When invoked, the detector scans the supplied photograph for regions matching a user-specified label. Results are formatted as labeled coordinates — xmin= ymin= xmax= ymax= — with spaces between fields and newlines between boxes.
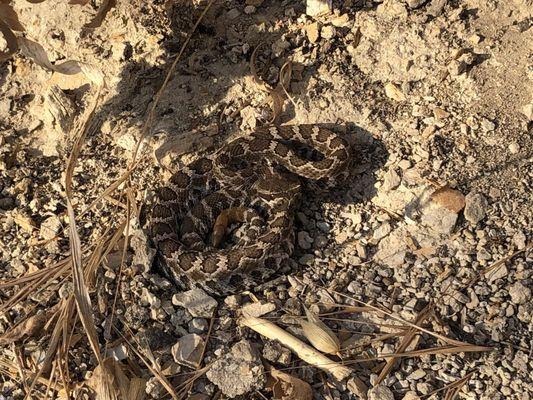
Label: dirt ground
xmin=0 ymin=0 xmax=531 ymax=399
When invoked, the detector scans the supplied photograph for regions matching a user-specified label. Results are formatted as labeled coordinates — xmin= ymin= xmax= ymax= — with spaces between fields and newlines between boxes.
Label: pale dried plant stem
xmin=240 ymin=316 xmax=352 ymax=381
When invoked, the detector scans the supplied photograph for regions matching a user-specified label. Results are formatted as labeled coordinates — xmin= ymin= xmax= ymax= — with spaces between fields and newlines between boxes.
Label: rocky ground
xmin=0 ymin=0 xmax=531 ymax=399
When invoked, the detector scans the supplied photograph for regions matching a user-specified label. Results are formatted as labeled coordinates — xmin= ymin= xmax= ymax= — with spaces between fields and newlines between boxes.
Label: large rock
xmin=206 ymin=340 xmax=265 ymax=398
xmin=172 ymin=288 xmax=218 ymax=318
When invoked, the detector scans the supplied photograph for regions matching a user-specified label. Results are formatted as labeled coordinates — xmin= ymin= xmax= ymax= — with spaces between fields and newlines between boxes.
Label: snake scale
xmin=150 ymin=125 xmax=351 ymax=294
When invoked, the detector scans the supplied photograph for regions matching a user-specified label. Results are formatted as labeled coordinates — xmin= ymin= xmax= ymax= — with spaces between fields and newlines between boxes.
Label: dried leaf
xmin=18 ymin=37 xmax=104 ymax=87
xmin=300 ymin=307 xmax=340 ymax=355
xmin=0 ymin=19 xmax=18 ymax=62
xmin=270 ymin=367 xmax=312 ymax=400
xmin=0 ymin=307 xmax=57 ymax=344
xmin=430 ymin=186 xmax=465 ymax=213
xmin=0 ymin=2 xmax=25 ymax=31
xmin=18 ymin=37 xmax=82 ymax=74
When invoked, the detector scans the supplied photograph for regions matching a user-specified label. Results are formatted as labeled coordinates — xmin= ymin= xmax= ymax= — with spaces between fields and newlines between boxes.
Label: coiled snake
xmin=150 ymin=125 xmax=351 ymax=294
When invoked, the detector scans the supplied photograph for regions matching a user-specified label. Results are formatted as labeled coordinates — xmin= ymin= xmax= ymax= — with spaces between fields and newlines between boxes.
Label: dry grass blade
xmin=375 ymin=303 xmax=432 ymax=385
xmin=444 ymin=371 xmax=476 ymax=400
xmin=66 ymin=199 xmax=102 ymax=363
xmin=332 ymin=290 xmax=468 ymax=346
xmin=300 ymin=307 xmax=340 ymax=355
xmin=342 ymin=344 xmax=492 ymax=365
xmin=127 ymin=377 xmax=148 ymax=400
xmin=63 ymin=80 xmax=104 ymax=364
xmin=25 ymin=297 xmax=75 ymax=399
xmin=113 ymin=326 xmax=179 ymax=400
xmin=132 ymin=0 xmax=216 ymax=162
xmin=18 ymin=37 xmax=82 ymax=74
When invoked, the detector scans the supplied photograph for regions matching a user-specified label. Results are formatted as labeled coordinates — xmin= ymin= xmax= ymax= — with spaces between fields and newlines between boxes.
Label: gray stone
xmin=407 ymin=369 xmax=426 ymax=380
xmin=512 ymin=230 xmax=527 ymax=249
xmin=206 ymin=340 xmax=265 ymax=398
xmin=368 ymin=384 xmax=394 ymax=400
xmin=313 ymin=234 xmax=328 ymax=249
xmin=420 ymin=202 xmax=458 ymax=234
xmin=480 ymin=118 xmax=496 ymax=132
xmin=188 ymin=318 xmax=208 ymax=333
xmin=299 ymin=254 xmax=315 ymax=265
xmin=171 ymin=334 xmax=204 ymax=368
xmin=464 ymin=193 xmax=488 ymax=225
xmin=508 ymin=282 xmax=531 ymax=305
xmin=226 ymin=8 xmax=240 ymax=19
xmin=317 ymin=221 xmax=331 ymax=232
xmin=262 ymin=341 xmax=291 ymax=365
xmin=297 ymin=231 xmax=313 ymax=249
xmin=172 ymin=288 xmax=217 ymax=318
xmin=448 ymin=59 xmax=467 ymax=76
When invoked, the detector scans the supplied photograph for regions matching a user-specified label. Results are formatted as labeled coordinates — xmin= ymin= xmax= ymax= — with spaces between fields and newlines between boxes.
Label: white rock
xmin=508 ymin=142 xmax=520 ymax=154
xmin=306 ymin=0 xmax=332 ymax=16
xmin=206 ymin=340 xmax=265 ymax=397
xmin=508 ymin=282 xmax=531 ymax=305
xmin=241 ymin=301 xmax=276 ymax=318
xmin=321 ymin=25 xmax=336 ymax=40
xmin=39 ymin=215 xmax=62 ymax=240
xmin=172 ymin=288 xmax=217 ymax=318
xmin=373 ymin=223 xmax=392 ymax=240
xmin=420 ymin=202 xmax=458 ymax=234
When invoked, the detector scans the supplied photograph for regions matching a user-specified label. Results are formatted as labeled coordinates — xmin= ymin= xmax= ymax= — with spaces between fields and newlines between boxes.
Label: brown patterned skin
xmin=150 ymin=125 xmax=351 ymax=294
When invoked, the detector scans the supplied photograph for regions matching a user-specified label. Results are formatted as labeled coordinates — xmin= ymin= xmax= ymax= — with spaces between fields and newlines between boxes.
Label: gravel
xmin=0 ymin=0 xmax=531 ymax=399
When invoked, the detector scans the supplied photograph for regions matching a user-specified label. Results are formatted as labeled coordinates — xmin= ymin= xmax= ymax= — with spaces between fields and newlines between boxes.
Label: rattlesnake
xmin=150 ymin=125 xmax=351 ymax=294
